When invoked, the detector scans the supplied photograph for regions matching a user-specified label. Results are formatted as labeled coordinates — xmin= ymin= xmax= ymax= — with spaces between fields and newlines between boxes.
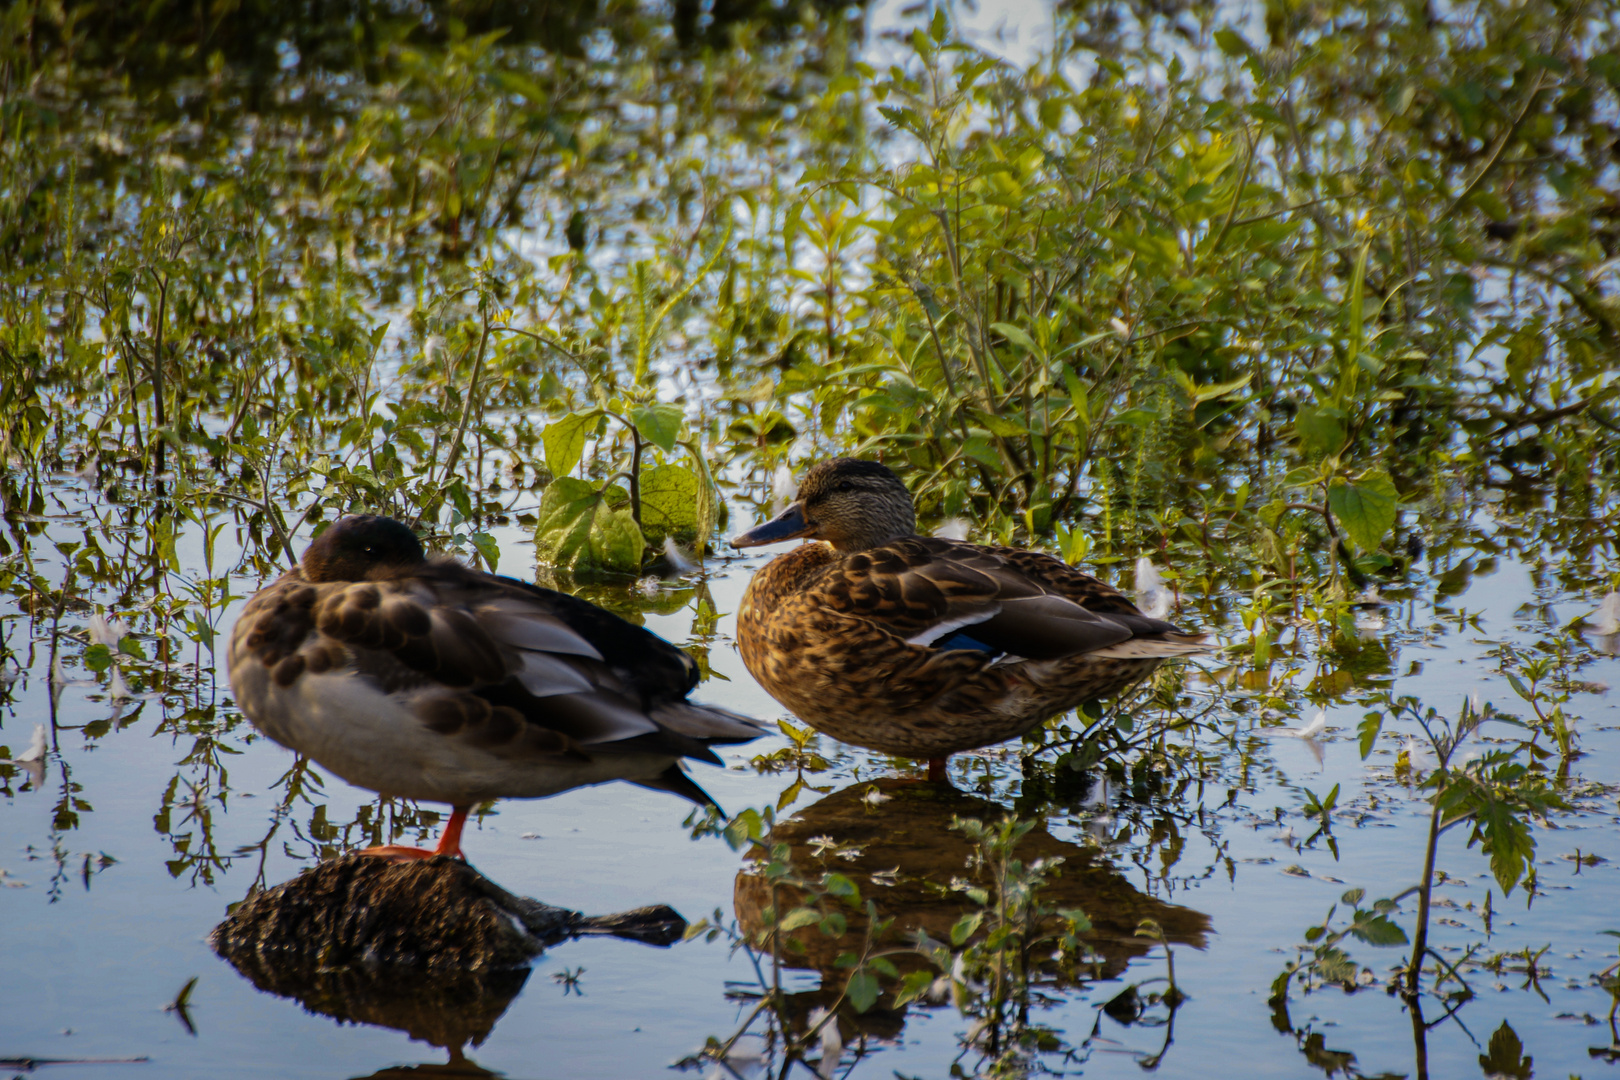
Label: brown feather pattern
xmin=736 ymin=533 xmax=1205 ymax=759
xmin=229 ymin=534 xmax=762 ymax=808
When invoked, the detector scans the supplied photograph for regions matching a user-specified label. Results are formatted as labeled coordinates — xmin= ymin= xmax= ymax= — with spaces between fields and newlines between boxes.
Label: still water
xmin=2 ymin=474 xmax=1617 ymax=1079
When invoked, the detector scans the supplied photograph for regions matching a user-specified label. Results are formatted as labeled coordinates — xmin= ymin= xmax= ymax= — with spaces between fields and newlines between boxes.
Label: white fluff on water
xmin=662 ymin=536 xmax=697 ymax=574
xmin=770 ymin=464 xmax=797 ymax=513
xmin=1591 ymin=591 xmax=1620 ymax=636
xmin=88 ymin=613 xmax=129 ymax=648
xmin=1134 ymin=556 xmax=1172 ymax=619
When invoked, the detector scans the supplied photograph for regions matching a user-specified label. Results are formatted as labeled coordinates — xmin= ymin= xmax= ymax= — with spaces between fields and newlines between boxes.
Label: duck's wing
xmin=835 ymin=537 xmax=1194 ymax=661
xmin=238 ymin=564 xmax=761 ymax=769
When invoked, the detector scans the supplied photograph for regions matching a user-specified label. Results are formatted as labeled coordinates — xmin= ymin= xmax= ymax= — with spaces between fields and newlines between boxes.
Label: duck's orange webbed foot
xmin=356 ymin=805 xmax=469 ymax=862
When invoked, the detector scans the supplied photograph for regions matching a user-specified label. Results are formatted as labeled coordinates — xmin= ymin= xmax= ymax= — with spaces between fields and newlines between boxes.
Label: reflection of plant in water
xmin=891 ymin=816 xmax=1101 ymax=1075
xmin=698 ymin=779 xmax=1212 ymax=1078
xmin=1364 ymin=695 xmax=1566 ymax=998
xmin=751 ymin=720 xmax=835 ymax=813
xmin=1491 ymin=637 xmax=1587 ymax=773
xmin=1268 ymin=692 xmax=1575 ymax=1077
xmin=1271 ymin=887 xmax=1407 ymax=1003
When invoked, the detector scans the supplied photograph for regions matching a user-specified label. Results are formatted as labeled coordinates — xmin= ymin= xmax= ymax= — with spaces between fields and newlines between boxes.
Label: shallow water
xmin=3 ymin=482 xmax=1617 ymax=1079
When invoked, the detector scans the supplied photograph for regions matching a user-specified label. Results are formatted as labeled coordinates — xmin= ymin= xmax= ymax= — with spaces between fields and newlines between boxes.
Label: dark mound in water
xmin=214 ymin=855 xmax=687 ymax=972
xmin=213 ymin=856 xmax=687 ymax=1052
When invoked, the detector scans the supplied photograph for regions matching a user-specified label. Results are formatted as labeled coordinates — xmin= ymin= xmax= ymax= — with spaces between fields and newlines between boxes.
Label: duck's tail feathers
xmin=631 ymin=762 xmax=722 ymax=814
xmin=1088 ymin=632 xmax=1214 ymax=659
xmin=650 ymin=701 xmax=768 ymax=744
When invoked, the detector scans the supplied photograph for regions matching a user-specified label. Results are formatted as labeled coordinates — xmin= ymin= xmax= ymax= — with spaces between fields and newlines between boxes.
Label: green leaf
xmin=1108 ymin=407 xmax=1160 ymax=429
xmin=469 ymin=531 xmax=500 ymax=571
xmin=1186 ymin=372 xmax=1253 ymax=403
xmin=119 ymin=637 xmax=147 ymax=661
xmin=1293 ymin=404 xmax=1346 ymax=458
xmin=629 ymin=403 xmax=684 ymax=453
xmin=780 ymin=907 xmax=822 ymax=932
xmin=1327 ymin=469 xmax=1398 ymax=552
xmin=1057 ymin=906 xmax=1092 ymax=932
xmin=1214 ymin=27 xmax=1255 ymax=56
xmin=846 ymin=970 xmax=880 ymax=1013
xmin=1267 ymin=967 xmax=1294 ymax=1005
xmin=822 ymin=872 xmax=860 ymax=902
xmin=83 ymin=643 xmax=113 ymax=673
xmin=1474 ymin=793 xmax=1536 ymax=894
xmin=1357 ymin=713 xmax=1383 ymax=759
xmin=990 ymin=322 xmax=1039 ymax=355
xmin=974 ymin=410 xmax=1029 ymax=438
xmin=1098 ymin=225 xmax=1180 ymax=268
xmin=1062 ymin=367 xmax=1090 ymax=423
xmin=723 ymin=808 xmax=765 ymax=851
xmin=1349 ymin=914 xmax=1408 ymax=947
xmin=542 ymin=411 xmax=598 ymax=478
xmin=950 ymin=911 xmax=983 ymax=946
xmin=534 ymin=477 xmax=645 ymax=575
xmin=1478 ymin=1021 xmax=1532 ymax=1080
xmin=638 ymin=463 xmax=702 ymax=545
xmin=893 ymin=970 xmax=937 ymax=1007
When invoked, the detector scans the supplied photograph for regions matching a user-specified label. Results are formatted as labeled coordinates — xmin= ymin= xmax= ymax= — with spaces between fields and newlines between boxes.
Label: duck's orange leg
xmin=926 ymin=757 xmax=948 ymax=782
xmin=358 ymin=805 xmax=470 ymax=862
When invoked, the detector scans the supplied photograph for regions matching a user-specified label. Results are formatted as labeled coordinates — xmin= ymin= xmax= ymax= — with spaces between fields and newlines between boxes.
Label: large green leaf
xmin=629 ymin=403 xmax=684 ymax=452
xmin=846 ymin=970 xmax=880 ymax=1014
xmin=638 ymin=463 xmax=701 ymax=545
xmin=1293 ymin=404 xmax=1346 ymax=458
xmin=1327 ymin=469 xmax=1397 ymax=552
xmin=534 ymin=477 xmax=644 ymax=575
xmin=542 ymin=411 xmax=599 ymax=478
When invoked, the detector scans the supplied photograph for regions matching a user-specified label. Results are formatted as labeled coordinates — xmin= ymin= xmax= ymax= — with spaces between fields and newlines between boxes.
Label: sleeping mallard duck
xmin=228 ymin=515 xmax=763 ymax=860
xmin=730 ymin=459 xmax=1206 ymax=778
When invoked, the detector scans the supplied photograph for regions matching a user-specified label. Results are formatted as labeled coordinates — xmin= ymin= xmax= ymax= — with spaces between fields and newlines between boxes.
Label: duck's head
xmin=301 ymin=515 xmax=426 ymax=583
xmin=731 ymin=458 xmax=915 ymax=554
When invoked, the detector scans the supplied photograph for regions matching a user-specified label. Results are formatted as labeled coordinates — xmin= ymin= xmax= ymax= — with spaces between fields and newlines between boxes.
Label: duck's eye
xmin=837 ymin=481 xmax=854 ymax=493
xmin=363 ymin=545 xmax=376 ymax=555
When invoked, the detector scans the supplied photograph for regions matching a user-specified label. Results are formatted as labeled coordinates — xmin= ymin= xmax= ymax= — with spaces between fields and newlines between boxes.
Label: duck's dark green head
xmin=302 ymin=515 xmax=426 ymax=583
xmin=731 ymin=458 xmax=916 ymax=554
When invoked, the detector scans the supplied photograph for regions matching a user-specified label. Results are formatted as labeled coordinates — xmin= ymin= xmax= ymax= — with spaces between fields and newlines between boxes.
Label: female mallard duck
xmin=228 ymin=515 xmax=762 ymax=860
xmin=730 ymin=459 xmax=1206 ymax=778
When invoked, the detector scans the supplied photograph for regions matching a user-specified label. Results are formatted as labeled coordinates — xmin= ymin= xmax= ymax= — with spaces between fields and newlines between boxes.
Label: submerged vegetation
xmin=2 ymin=0 xmax=1619 ymax=1074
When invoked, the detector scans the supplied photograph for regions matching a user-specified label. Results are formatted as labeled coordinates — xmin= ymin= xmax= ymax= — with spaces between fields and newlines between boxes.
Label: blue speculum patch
xmin=935 ymin=632 xmax=999 ymax=654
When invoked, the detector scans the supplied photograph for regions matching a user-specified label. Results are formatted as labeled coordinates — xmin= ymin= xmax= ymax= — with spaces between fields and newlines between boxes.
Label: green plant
xmin=1358 ymin=695 xmax=1567 ymax=998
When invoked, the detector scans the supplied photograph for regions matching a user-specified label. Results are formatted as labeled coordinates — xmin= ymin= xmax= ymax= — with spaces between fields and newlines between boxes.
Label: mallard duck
xmin=730 ymin=459 xmax=1206 ymax=778
xmin=228 ymin=514 xmax=763 ymax=860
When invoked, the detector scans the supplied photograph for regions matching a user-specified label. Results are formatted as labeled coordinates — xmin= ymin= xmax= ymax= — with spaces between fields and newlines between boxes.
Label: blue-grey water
xmin=2 ymin=479 xmax=1617 ymax=1079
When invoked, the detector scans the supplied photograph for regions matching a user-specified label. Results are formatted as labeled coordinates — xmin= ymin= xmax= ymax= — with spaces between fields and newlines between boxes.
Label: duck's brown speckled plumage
xmin=732 ymin=460 xmax=1206 ymax=759
xmin=228 ymin=515 xmax=762 ymax=817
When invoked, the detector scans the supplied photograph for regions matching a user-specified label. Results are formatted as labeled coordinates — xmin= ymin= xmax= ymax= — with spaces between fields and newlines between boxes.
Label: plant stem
xmin=438 ymin=310 xmax=492 ymax=489
xmin=629 ymin=425 xmax=643 ymax=525
xmin=1405 ymin=790 xmax=1444 ymax=998
xmin=147 ymin=269 xmax=169 ymax=483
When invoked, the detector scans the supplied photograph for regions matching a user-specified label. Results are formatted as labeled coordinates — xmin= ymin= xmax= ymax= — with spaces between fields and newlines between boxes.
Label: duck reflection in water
xmin=213 ymin=856 xmax=686 ymax=1079
xmin=222 ymin=950 xmax=523 ymax=1078
xmin=730 ymin=778 xmax=1211 ymax=1066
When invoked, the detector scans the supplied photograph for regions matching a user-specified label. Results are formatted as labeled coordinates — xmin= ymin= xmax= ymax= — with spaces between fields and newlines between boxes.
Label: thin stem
xmin=1405 ymin=789 xmax=1444 ymax=998
xmin=437 ymin=309 xmax=493 ymax=489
